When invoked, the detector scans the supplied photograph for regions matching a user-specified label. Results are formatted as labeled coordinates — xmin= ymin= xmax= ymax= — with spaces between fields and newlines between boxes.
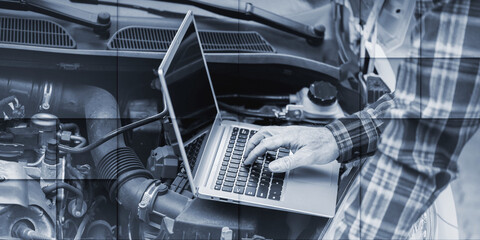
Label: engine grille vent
xmin=108 ymin=26 xmax=275 ymax=53
xmin=0 ymin=17 xmax=76 ymax=48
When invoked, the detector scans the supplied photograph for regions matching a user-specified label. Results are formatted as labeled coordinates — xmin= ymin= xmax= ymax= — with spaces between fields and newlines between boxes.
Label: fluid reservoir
xmin=296 ymin=81 xmax=344 ymax=119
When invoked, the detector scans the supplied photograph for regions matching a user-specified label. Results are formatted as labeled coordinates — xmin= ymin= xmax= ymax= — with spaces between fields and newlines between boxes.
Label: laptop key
xmin=230 ymin=160 xmax=241 ymax=165
xmin=247 ymin=181 xmax=258 ymax=187
xmin=233 ymin=150 xmax=243 ymax=155
xmin=237 ymin=138 xmax=246 ymax=143
xmin=269 ymin=189 xmax=282 ymax=196
xmin=222 ymin=186 xmax=233 ymax=192
xmin=270 ymin=184 xmax=283 ymax=192
xmin=215 ymin=184 xmax=221 ymax=190
xmin=224 ymin=181 xmax=234 ymax=187
xmin=245 ymin=187 xmax=256 ymax=196
xmin=263 ymin=168 xmax=273 ymax=174
xmin=227 ymin=168 xmax=237 ymax=173
xmin=222 ymin=161 xmax=229 ymax=166
xmin=220 ymin=166 xmax=227 ymax=171
xmin=226 ymin=172 xmax=237 ymax=178
xmin=219 ymin=170 xmax=226 ymax=175
xmin=230 ymin=163 xmax=239 ymax=168
xmin=249 ymin=174 xmax=259 ymax=180
xmin=217 ymin=175 xmax=224 ymax=180
xmin=273 ymin=173 xmax=285 ymax=179
xmin=256 ymin=187 xmax=268 ymax=198
xmin=260 ymin=178 xmax=271 ymax=184
xmin=225 ymin=177 xmax=235 ymax=182
xmin=272 ymin=179 xmax=284 ymax=186
xmin=216 ymin=180 xmax=223 ymax=185
xmin=262 ymin=172 xmax=272 ymax=178
xmin=253 ymin=164 xmax=262 ymax=169
xmin=236 ymin=181 xmax=246 ymax=187
xmin=238 ymin=171 xmax=248 ymax=177
xmin=233 ymin=186 xmax=245 ymax=194
xmin=237 ymin=176 xmax=247 ymax=182
xmin=234 ymin=146 xmax=244 ymax=151
xmin=268 ymin=192 xmax=281 ymax=201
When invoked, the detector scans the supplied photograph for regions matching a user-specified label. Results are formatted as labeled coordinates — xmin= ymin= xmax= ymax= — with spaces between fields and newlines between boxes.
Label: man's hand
xmin=243 ymin=126 xmax=340 ymax=172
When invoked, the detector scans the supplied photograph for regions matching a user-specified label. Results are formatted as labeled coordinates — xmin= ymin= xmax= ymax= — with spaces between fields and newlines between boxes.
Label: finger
xmin=269 ymin=151 xmax=307 ymax=173
xmin=243 ymin=135 xmax=290 ymax=165
xmin=243 ymin=131 xmax=267 ymax=160
xmin=243 ymin=126 xmax=279 ymax=159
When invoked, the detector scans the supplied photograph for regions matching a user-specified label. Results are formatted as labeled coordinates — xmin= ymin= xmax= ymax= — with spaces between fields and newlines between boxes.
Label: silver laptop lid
xmin=157 ymin=11 xmax=220 ymax=195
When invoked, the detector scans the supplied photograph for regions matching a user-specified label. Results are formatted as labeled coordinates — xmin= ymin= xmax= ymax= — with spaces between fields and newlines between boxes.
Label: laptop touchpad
xmin=288 ymin=165 xmax=332 ymax=183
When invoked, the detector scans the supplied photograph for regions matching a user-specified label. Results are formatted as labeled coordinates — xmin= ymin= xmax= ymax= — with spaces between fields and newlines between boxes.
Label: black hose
xmin=42 ymin=182 xmax=84 ymax=201
xmin=58 ymin=99 xmax=167 ymax=154
xmin=0 ymin=95 xmax=16 ymax=108
xmin=217 ymin=94 xmax=290 ymax=103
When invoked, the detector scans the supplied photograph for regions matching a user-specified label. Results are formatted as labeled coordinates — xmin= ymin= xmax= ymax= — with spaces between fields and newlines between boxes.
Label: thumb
xmin=269 ymin=152 xmax=306 ymax=173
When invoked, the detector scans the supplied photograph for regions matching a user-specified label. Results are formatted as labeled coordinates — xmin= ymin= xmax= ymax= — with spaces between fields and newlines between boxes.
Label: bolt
xmin=42 ymin=103 xmax=50 ymax=110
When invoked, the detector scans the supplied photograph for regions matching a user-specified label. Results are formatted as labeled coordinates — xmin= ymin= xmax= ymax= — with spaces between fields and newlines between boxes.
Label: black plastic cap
xmin=307 ymin=81 xmax=338 ymax=106
xmin=313 ymin=24 xmax=326 ymax=37
xmin=97 ymin=12 xmax=111 ymax=25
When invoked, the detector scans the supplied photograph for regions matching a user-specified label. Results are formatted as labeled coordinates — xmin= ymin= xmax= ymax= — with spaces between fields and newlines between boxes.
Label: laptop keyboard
xmin=214 ymin=127 xmax=289 ymax=201
xmin=185 ymin=133 xmax=206 ymax=169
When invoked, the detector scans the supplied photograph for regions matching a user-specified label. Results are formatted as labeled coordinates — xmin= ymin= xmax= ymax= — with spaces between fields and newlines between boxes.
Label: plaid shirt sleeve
xmin=325 ymin=93 xmax=394 ymax=163
xmin=325 ymin=0 xmax=480 ymax=238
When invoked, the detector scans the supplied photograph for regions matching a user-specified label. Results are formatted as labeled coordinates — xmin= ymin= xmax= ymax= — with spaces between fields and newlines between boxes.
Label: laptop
xmin=158 ymin=11 xmax=340 ymax=217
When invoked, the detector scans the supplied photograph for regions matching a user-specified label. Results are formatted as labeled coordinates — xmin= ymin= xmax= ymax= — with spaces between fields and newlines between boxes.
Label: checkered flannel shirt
xmin=325 ymin=0 xmax=480 ymax=238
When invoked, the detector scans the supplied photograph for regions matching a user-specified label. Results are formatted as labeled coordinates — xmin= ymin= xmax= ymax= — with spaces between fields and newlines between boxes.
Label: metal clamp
xmin=40 ymin=82 xmax=53 ymax=111
xmin=137 ymin=181 xmax=168 ymax=222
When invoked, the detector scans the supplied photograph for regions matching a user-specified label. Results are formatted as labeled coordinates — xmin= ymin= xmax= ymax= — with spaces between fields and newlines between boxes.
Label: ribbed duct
xmin=0 ymin=17 xmax=76 ymax=48
xmin=108 ymin=26 xmax=275 ymax=53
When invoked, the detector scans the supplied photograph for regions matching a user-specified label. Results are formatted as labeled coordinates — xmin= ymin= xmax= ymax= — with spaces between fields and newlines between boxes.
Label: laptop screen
xmin=163 ymin=21 xmax=217 ymax=140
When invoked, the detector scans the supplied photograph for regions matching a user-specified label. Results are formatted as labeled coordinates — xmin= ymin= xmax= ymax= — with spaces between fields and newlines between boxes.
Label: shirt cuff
xmin=326 ymin=111 xmax=380 ymax=163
